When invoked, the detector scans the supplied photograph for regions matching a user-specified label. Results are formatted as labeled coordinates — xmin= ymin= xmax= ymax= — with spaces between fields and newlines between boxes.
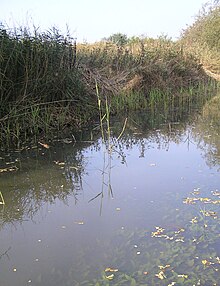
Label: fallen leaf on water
xmin=199 ymin=197 xmax=211 ymax=202
xmin=0 ymin=166 xmax=18 ymax=173
xmin=174 ymin=228 xmax=185 ymax=234
xmin=158 ymin=265 xmax=170 ymax=270
xmin=54 ymin=161 xmax=65 ymax=166
xmin=105 ymin=274 xmax=114 ymax=280
xmin=151 ymin=226 xmax=165 ymax=237
xmin=183 ymin=197 xmax=197 ymax=204
xmin=202 ymin=259 xmax=214 ymax=266
xmin=38 ymin=142 xmax=50 ymax=149
xmin=175 ymin=238 xmax=184 ymax=242
xmin=155 ymin=271 xmax=166 ymax=280
xmin=191 ymin=188 xmax=200 ymax=195
xmin=190 ymin=217 xmax=198 ymax=224
xmin=177 ymin=274 xmax=188 ymax=278
xmin=211 ymin=190 xmax=220 ymax=197
xmin=74 ymin=221 xmax=84 ymax=225
xmin=200 ymin=210 xmax=217 ymax=218
xmin=105 ymin=268 xmax=118 ymax=272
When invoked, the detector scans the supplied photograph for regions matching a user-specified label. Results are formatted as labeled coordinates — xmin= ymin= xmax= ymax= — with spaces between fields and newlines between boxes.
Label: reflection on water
xmin=0 ymin=100 xmax=220 ymax=285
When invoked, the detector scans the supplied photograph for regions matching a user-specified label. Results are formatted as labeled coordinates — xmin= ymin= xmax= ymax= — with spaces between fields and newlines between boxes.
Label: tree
xmin=104 ymin=33 xmax=128 ymax=46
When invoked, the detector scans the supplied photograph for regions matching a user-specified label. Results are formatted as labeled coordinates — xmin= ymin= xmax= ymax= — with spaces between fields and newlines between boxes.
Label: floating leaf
xmin=177 ymin=274 xmax=188 ymax=278
xmin=105 ymin=268 xmax=118 ymax=272
xmin=190 ymin=217 xmax=198 ymax=224
xmin=158 ymin=265 xmax=170 ymax=270
xmin=38 ymin=142 xmax=50 ymax=149
xmin=54 ymin=161 xmax=65 ymax=166
xmin=211 ymin=190 xmax=220 ymax=197
xmin=151 ymin=226 xmax=165 ymax=237
xmin=183 ymin=197 xmax=197 ymax=204
xmin=105 ymin=274 xmax=114 ymax=280
xmin=74 ymin=221 xmax=84 ymax=225
xmin=201 ymin=259 xmax=214 ymax=266
xmin=155 ymin=271 xmax=166 ymax=280
xmin=200 ymin=210 xmax=217 ymax=218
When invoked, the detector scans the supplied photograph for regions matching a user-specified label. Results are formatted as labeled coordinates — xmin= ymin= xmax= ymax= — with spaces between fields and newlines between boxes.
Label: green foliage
xmin=183 ymin=2 xmax=220 ymax=49
xmin=103 ymin=33 xmax=128 ymax=46
xmin=181 ymin=1 xmax=220 ymax=72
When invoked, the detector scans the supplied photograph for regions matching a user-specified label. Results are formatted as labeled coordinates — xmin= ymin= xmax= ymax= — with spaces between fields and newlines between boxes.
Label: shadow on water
xmin=0 ymin=91 xmax=220 ymax=285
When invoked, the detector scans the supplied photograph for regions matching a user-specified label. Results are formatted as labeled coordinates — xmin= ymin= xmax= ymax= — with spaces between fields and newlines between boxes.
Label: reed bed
xmin=0 ymin=25 xmax=98 ymax=147
xmin=0 ymin=24 xmax=217 ymax=148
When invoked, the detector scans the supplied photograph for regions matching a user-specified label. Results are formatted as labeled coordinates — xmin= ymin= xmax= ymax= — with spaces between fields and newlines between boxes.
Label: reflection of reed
xmin=1 ymin=95 xmax=218 ymax=224
xmin=88 ymin=145 xmax=113 ymax=215
xmin=192 ymin=95 xmax=220 ymax=167
xmin=88 ymin=85 xmax=128 ymax=214
xmin=0 ymin=246 xmax=11 ymax=259
xmin=0 ymin=147 xmax=86 ymax=227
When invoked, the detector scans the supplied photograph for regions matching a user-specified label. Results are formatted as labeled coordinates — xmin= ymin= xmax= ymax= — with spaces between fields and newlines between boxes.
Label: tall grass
xmin=0 ymin=25 xmax=98 ymax=147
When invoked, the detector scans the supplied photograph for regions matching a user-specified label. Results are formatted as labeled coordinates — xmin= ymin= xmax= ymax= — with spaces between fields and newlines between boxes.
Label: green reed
xmin=0 ymin=24 xmax=93 ymax=147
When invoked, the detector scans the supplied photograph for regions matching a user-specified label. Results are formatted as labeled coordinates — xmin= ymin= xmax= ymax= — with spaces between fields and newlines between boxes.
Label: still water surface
xmin=0 ymin=105 xmax=220 ymax=285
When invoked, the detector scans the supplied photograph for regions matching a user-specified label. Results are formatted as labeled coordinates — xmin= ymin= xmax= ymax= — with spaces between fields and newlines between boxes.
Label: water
xmin=0 ymin=104 xmax=220 ymax=285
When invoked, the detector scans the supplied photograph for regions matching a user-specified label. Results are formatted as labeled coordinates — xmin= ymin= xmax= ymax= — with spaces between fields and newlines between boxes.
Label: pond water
xmin=0 ymin=99 xmax=220 ymax=285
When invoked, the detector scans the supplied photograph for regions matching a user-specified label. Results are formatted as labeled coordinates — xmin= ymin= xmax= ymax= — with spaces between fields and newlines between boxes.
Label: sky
xmin=0 ymin=0 xmax=207 ymax=42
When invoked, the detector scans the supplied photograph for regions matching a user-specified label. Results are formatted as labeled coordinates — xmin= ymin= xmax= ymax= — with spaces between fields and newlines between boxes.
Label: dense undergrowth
xmin=181 ymin=0 xmax=220 ymax=73
xmin=0 ymin=1 xmax=219 ymax=148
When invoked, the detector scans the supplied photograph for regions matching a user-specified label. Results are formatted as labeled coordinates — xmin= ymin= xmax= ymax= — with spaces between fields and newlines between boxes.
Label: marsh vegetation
xmin=0 ymin=1 xmax=220 ymax=285
xmin=0 ymin=0 xmax=219 ymax=148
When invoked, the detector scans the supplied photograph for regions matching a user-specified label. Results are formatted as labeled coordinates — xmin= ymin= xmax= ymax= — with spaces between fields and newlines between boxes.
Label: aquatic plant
xmin=86 ymin=188 xmax=220 ymax=285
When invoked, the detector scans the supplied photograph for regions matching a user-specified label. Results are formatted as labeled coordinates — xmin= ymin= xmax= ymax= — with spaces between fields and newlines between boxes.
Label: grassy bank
xmin=0 ymin=23 xmax=218 ymax=148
